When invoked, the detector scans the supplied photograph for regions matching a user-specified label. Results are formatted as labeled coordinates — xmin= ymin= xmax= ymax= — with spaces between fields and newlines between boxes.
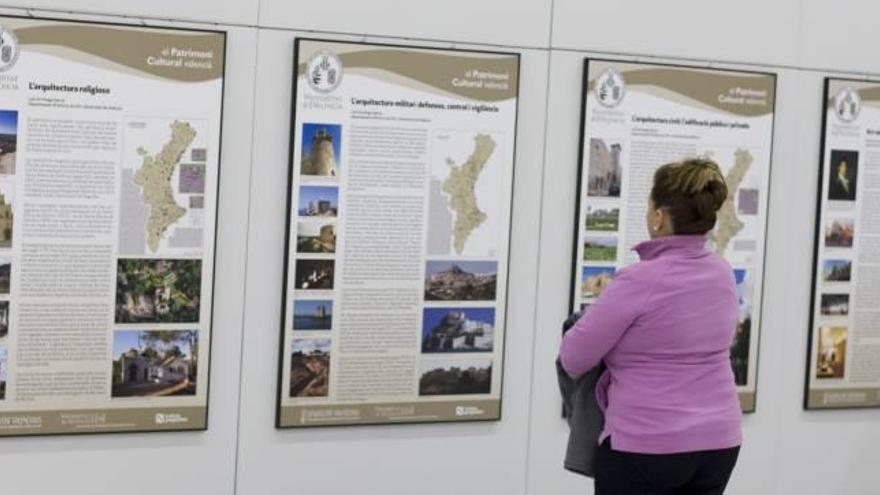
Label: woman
xmin=560 ymin=158 xmax=742 ymax=494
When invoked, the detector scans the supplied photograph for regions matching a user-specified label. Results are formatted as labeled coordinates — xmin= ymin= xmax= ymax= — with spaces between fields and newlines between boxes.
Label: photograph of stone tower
xmin=587 ymin=138 xmax=622 ymax=197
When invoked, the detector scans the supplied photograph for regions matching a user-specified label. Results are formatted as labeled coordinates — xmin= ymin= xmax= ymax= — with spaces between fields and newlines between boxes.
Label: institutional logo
xmin=155 ymin=413 xmax=167 ymax=424
xmin=306 ymin=50 xmax=343 ymax=93
xmin=0 ymin=25 xmax=19 ymax=73
xmin=833 ymin=86 xmax=860 ymax=123
xmin=595 ymin=68 xmax=626 ymax=108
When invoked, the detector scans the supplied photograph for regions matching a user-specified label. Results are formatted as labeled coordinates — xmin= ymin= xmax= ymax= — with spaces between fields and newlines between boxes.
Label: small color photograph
xmin=827 ymin=150 xmax=858 ymax=202
xmin=0 ymin=344 xmax=6 ymax=400
xmin=585 ymin=206 xmax=620 ymax=232
xmin=824 ymin=219 xmax=854 ymax=248
xmin=816 ymin=326 xmax=847 ymax=379
xmin=301 ymin=123 xmax=341 ymax=177
xmin=297 ymin=222 xmax=336 ymax=254
xmin=424 ymin=260 xmax=497 ymax=301
xmin=178 ymin=164 xmax=206 ymax=194
xmin=582 ymin=266 xmax=615 ymax=298
xmin=0 ymin=300 xmax=8 ymax=338
xmin=587 ymin=138 xmax=622 ymax=197
xmin=422 ymin=307 xmax=495 ymax=353
xmin=290 ymin=338 xmax=330 ymax=397
xmin=293 ymin=299 xmax=333 ymax=331
xmin=111 ymin=329 xmax=198 ymax=397
xmin=822 ymin=259 xmax=852 ymax=283
xmin=298 ymin=186 xmax=339 ymax=217
xmin=583 ymin=236 xmax=618 ymax=262
xmin=418 ymin=358 xmax=492 ymax=396
xmin=0 ymin=256 xmax=9 ymax=294
xmin=820 ymin=294 xmax=850 ymax=316
xmin=0 ymin=110 xmax=17 ymax=175
xmin=115 ymin=259 xmax=202 ymax=323
xmin=295 ymin=259 xmax=335 ymax=290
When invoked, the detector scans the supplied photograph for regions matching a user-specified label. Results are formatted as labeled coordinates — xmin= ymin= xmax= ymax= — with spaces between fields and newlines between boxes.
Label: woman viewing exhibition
xmin=560 ymin=158 xmax=742 ymax=494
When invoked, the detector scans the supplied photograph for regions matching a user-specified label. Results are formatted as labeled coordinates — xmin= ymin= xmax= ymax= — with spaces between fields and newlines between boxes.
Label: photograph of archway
xmin=111 ymin=330 xmax=198 ymax=397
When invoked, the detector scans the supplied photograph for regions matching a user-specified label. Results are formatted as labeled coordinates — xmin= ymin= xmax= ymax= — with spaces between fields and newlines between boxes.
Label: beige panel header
xmin=296 ymin=39 xmax=518 ymax=102
xmin=588 ymin=60 xmax=775 ymax=117
xmin=1 ymin=17 xmax=224 ymax=82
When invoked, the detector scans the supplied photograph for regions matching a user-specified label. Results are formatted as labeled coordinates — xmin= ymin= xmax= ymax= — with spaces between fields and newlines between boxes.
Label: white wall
xmin=0 ymin=2 xmax=880 ymax=495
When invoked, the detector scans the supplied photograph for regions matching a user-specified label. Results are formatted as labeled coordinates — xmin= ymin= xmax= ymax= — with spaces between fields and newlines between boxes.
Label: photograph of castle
xmin=293 ymin=299 xmax=333 ymax=331
xmin=297 ymin=221 xmax=336 ymax=253
xmin=817 ymin=326 xmax=847 ymax=379
xmin=298 ymin=186 xmax=338 ymax=217
xmin=111 ymin=330 xmax=198 ymax=397
xmin=115 ymin=259 xmax=202 ymax=323
xmin=294 ymin=259 xmax=335 ymax=290
xmin=585 ymin=206 xmax=619 ymax=231
xmin=730 ymin=269 xmax=752 ymax=386
xmin=424 ymin=260 xmax=497 ymax=301
xmin=422 ymin=307 xmax=495 ymax=353
xmin=290 ymin=338 xmax=330 ymax=398
xmin=0 ymin=110 xmax=17 ymax=175
xmin=301 ymin=123 xmax=341 ymax=177
xmin=587 ymin=138 xmax=622 ymax=197
xmin=419 ymin=358 xmax=492 ymax=396
xmin=825 ymin=219 xmax=855 ymax=248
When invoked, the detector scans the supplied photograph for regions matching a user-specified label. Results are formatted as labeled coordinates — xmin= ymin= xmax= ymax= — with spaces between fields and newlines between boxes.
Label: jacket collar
xmin=634 ymin=235 xmax=708 ymax=261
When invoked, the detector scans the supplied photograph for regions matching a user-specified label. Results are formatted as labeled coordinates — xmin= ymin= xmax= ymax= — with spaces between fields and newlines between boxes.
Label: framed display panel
xmin=0 ymin=15 xmax=226 ymax=435
xmin=276 ymin=38 xmax=520 ymax=427
xmin=570 ymin=58 xmax=777 ymax=413
xmin=805 ymin=78 xmax=880 ymax=410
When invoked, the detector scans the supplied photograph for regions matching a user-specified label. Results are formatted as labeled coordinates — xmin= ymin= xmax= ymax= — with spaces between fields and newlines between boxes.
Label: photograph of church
xmin=111 ymin=329 xmax=198 ymax=397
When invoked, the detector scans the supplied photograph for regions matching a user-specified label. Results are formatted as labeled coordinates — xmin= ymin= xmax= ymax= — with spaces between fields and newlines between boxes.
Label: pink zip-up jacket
xmin=560 ymin=234 xmax=742 ymax=454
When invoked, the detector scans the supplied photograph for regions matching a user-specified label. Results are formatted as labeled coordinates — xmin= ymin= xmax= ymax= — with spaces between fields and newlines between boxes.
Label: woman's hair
xmin=650 ymin=158 xmax=728 ymax=235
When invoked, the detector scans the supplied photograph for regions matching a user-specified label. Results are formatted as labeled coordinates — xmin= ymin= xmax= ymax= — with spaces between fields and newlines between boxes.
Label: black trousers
xmin=594 ymin=439 xmax=740 ymax=495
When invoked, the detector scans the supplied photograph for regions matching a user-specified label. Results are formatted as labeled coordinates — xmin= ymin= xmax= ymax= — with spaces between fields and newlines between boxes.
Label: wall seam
xmin=231 ymin=25 xmax=263 ymax=495
xmin=521 ymin=0 xmax=557 ymax=491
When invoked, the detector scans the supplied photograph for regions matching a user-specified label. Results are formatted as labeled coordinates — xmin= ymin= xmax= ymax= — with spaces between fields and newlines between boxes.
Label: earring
xmin=653 ymin=225 xmax=660 ymax=232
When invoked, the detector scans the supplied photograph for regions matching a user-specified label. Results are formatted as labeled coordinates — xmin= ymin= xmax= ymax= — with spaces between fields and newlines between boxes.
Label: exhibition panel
xmin=570 ymin=59 xmax=777 ymax=412
xmin=806 ymin=78 xmax=880 ymax=410
xmin=0 ymin=15 xmax=225 ymax=435
xmin=276 ymin=38 xmax=520 ymax=427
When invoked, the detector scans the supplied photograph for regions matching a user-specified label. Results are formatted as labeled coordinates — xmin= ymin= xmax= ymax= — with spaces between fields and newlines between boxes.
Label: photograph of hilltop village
xmin=111 ymin=330 xmax=198 ymax=397
xmin=290 ymin=338 xmax=330 ymax=397
xmin=422 ymin=307 xmax=495 ymax=353
xmin=0 ymin=110 xmax=17 ymax=175
xmin=419 ymin=358 xmax=492 ymax=396
xmin=424 ymin=260 xmax=497 ymax=301
xmin=115 ymin=259 xmax=202 ymax=323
